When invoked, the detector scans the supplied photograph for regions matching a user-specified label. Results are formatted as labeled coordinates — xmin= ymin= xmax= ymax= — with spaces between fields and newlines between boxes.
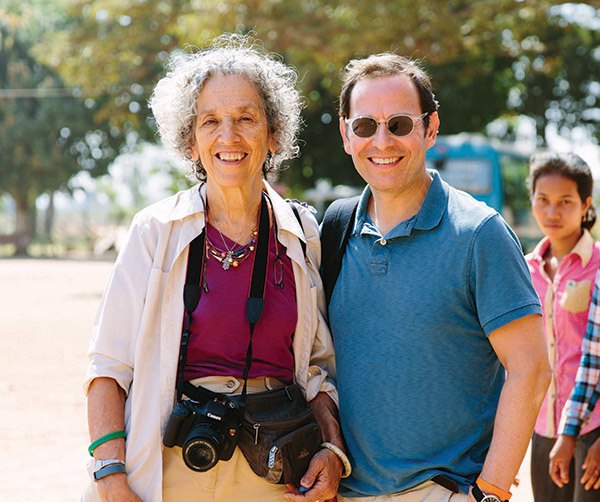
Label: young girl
xmin=527 ymin=151 xmax=600 ymax=501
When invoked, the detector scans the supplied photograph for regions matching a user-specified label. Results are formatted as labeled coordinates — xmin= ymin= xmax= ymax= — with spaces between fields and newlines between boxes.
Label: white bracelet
xmin=321 ymin=441 xmax=352 ymax=478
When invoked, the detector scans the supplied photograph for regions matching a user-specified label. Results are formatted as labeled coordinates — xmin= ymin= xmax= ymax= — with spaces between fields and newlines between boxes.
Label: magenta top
xmin=183 ymin=222 xmax=297 ymax=383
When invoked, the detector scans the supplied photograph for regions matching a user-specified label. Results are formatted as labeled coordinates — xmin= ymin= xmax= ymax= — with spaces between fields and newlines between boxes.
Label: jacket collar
xmin=164 ymin=181 xmax=308 ymax=271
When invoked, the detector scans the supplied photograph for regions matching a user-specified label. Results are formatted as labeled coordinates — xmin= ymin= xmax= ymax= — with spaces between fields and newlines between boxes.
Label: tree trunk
xmin=13 ymin=190 xmax=36 ymax=255
xmin=43 ymin=191 xmax=55 ymax=242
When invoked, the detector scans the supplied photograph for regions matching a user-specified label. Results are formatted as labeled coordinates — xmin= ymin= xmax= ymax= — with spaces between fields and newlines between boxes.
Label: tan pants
xmin=83 ymin=376 xmax=290 ymax=502
xmin=162 ymin=376 xmax=290 ymax=501
xmin=337 ymin=480 xmax=469 ymax=502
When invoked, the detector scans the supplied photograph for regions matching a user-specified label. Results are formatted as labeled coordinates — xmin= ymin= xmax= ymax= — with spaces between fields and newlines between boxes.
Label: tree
xmin=512 ymin=4 xmax=600 ymax=144
xmin=0 ymin=1 xmax=120 ymax=254
xmin=37 ymin=0 xmax=600 ymax=193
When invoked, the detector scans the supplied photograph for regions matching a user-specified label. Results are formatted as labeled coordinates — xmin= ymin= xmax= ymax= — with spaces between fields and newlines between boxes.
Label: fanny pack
xmin=236 ymin=384 xmax=322 ymax=484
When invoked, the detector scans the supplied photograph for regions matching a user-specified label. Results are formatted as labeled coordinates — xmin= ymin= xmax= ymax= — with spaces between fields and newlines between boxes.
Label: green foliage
xmin=0 ymin=0 xmax=120 ymax=252
xmin=28 ymin=0 xmax=600 ymax=195
xmin=513 ymin=5 xmax=600 ymax=144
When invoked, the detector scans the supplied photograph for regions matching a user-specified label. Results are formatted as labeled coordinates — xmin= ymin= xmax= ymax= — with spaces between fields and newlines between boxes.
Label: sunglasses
xmin=345 ymin=112 xmax=429 ymax=138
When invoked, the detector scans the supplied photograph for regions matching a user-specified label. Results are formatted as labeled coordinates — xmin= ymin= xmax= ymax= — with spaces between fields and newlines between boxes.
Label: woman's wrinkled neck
xmin=204 ymin=178 xmax=263 ymax=231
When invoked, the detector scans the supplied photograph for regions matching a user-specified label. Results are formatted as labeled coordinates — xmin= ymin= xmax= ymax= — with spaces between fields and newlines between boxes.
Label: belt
xmin=399 ymin=475 xmax=459 ymax=495
xmin=432 ymin=475 xmax=459 ymax=493
xmin=186 ymin=376 xmax=286 ymax=398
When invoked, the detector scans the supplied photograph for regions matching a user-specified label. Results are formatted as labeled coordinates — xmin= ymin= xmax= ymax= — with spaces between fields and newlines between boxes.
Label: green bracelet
xmin=88 ymin=430 xmax=126 ymax=457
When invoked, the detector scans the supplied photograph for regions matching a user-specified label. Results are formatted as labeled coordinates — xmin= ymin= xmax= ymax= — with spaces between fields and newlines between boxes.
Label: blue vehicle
xmin=426 ymin=133 xmax=531 ymax=216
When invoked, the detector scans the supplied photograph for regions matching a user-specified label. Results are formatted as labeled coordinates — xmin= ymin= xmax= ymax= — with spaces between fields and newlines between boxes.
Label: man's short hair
xmin=339 ymin=53 xmax=439 ymax=128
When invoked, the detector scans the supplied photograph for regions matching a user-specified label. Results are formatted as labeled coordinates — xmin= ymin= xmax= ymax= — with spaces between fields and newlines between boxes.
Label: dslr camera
xmin=163 ymin=396 xmax=240 ymax=472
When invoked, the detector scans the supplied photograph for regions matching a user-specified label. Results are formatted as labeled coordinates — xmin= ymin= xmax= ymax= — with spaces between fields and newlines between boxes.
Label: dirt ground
xmin=0 ymin=258 xmax=534 ymax=501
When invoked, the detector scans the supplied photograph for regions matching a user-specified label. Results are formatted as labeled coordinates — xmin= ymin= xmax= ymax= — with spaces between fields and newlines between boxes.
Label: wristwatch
xmin=92 ymin=459 xmax=126 ymax=481
xmin=471 ymin=482 xmax=507 ymax=502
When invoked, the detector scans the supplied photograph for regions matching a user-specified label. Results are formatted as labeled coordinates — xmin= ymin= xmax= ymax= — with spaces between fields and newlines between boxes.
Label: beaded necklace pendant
xmin=206 ymin=230 xmax=257 ymax=270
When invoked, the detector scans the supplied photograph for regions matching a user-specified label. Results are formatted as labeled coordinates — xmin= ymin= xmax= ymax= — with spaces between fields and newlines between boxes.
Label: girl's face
xmin=531 ymin=173 xmax=591 ymax=242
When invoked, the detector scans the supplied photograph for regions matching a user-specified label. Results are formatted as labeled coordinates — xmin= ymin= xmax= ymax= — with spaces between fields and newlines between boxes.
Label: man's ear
xmin=339 ymin=117 xmax=352 ymax=155
xmin=425 ymin=111 xmax=440 ymax=149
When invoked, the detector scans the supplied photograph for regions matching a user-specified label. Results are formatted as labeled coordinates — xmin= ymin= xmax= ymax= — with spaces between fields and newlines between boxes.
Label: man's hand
xmin=581 ymin=436 xmax=600 ymax=491
xmin=549 ymin=434 xmax=576 ymax=487
xmin=283 ymin=448 xmax=342 ymax=502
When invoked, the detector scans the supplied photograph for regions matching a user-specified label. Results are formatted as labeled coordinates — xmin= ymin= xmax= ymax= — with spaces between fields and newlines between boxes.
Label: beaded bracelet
xmin=321 ymin=441 xmax=352 ymax=478
xmin=88 ymin=430 xmax=127 ymax=457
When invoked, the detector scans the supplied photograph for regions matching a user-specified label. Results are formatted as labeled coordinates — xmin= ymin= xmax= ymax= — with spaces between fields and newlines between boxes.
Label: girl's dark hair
xmin=527 ymin=151 xmax=596 ymax=230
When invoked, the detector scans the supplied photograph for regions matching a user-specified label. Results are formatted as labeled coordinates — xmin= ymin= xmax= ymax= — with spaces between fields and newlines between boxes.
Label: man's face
xmin=339 ymin=75 xmax=439 ymax=199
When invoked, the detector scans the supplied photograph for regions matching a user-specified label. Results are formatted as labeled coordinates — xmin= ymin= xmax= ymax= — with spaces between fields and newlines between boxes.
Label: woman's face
xmin=531 ymin=173 xmax=591 ymax=242
xmin=190 ymin=73 xmax=275 ymax=190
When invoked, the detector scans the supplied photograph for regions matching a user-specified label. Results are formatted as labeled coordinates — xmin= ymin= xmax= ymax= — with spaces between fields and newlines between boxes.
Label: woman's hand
xmin=284 ymin=448 xmax=342 ymax=502
xmin=549 ymin=434 xmax=576 ymax=487
xmin=580 ymin=436 xmax=600 ymax=491
xmin=97 ymin=474 xmax=143 ymax=502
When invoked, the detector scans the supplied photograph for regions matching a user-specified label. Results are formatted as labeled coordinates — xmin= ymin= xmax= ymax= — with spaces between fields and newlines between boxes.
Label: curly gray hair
xmin=149 ymin=33 xmax=303 ymax=181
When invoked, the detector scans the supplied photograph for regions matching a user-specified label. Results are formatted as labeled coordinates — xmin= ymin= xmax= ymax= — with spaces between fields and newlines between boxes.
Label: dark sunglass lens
xmin=388 ymin=116 xmax=413 ymax=136
xmin=352 ymin=118 xmax=377 ymax=137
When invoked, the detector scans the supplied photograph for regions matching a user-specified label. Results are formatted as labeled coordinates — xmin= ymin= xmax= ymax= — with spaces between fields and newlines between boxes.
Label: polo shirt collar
xmin=530 ymin=229 xmax=594 ymax=268
xmin=352 ymin=170 xmax=448 ymax=236
xmin=413 ymin=171 xmax=447 ymax=230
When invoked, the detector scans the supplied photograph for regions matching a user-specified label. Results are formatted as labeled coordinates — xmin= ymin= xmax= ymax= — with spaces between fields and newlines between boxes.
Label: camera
xmin=163 ymin=396 xmax=240 ymax=472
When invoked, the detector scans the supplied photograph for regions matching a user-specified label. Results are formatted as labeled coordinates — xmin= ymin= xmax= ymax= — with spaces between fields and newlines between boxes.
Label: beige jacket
xmin=84 ymin=181 xmax=337 ymax=501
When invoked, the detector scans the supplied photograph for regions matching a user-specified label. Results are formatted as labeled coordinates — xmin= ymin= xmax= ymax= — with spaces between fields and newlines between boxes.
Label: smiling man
xmin=320 ymin=53 xmax=551 ymax=502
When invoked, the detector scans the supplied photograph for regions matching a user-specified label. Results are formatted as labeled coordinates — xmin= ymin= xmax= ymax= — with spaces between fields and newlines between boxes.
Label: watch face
xmin=481 ymin=496 xmax=501 ymax=502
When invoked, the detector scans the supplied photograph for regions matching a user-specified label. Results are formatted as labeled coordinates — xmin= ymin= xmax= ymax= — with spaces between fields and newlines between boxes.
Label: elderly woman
xmin=83 ymin=34 xmax=346 ymax=502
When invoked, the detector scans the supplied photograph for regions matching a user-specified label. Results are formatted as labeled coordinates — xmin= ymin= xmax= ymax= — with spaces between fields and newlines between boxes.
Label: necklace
xmin=206 ymin=227 xmax=258 ymax=270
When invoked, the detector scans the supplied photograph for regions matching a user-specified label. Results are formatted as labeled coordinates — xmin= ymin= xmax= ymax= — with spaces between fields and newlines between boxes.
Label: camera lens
xmin=182 ymin=425 xmax=221 ymax=472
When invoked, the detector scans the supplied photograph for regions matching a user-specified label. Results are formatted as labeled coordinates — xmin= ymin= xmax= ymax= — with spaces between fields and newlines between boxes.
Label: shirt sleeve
xmin=469 ymin=214 xmax=542 ymax=335
xmin=559 ymin=268 xmax=600 ymax=436
xmin=84 ymin=212 xmax=155 ymax=396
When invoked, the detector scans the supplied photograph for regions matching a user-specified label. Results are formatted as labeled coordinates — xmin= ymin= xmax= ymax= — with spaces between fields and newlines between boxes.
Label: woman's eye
xmin=200 ymin=118 xmax=217 ymax=127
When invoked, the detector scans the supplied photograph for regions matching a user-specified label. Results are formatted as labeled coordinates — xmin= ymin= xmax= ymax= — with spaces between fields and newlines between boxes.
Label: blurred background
xmin=1 ymin=0 xmax=599 ymax=257
xmin=0 ymin=2 xmax=599 ymax=499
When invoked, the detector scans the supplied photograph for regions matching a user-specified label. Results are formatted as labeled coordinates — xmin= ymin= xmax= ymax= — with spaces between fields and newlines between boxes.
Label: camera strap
xmin=176 ymin=192 xmax=271 ymax=406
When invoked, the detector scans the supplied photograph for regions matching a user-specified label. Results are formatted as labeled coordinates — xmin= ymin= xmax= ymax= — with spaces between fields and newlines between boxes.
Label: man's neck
xmin=367 ymin=175 xmax=432 ymax=236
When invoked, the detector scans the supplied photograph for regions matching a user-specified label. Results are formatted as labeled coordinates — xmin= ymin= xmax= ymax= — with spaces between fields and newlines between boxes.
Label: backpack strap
xmin=320 ymin=196 xmax=360 ymax=306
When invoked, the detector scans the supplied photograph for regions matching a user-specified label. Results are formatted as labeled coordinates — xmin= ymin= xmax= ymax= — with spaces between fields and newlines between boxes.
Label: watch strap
xmin=94 ymin=458 xmax=125 ymax=471
xmin=94 ymin=462 xmax=126 ymax=481
xmin=471 ymin=482 xmax=504 ymax=502
xmin=476 ymin=477 xmax=512 ymax=500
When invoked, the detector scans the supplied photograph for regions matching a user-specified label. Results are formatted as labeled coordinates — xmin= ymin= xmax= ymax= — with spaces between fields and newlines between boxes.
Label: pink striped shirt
xmin=527 ymin=230 xmax=600 ymax=437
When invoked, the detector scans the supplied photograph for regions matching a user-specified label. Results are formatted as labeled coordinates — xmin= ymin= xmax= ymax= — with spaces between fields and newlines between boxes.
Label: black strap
xmin=286 ymin=199 xmax=306 ymax=258
xmin=241 ymin=194 xmax=271 ymax=401
xmin=176 ymin=231 xmax=206 ymax=402
xmin=175 ymin=192 xmax=271 ymax=405
xmin=320 ymin=196 xmax=360 ymax=306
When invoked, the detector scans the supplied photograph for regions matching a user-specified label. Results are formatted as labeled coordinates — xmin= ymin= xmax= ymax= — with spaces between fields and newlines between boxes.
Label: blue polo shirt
xmin=329 ymin=172 xmax=541 ymax=497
